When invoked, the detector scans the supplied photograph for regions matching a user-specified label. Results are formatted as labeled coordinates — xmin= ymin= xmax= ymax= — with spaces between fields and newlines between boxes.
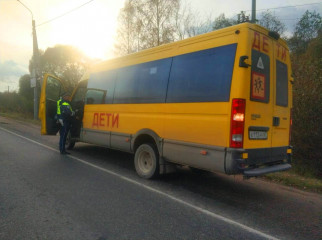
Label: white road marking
xmin=0 ymin=126 xmax=280 ymax=240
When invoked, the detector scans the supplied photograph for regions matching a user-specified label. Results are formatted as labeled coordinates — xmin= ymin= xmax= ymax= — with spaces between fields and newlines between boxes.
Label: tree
xmin=115 ymin=0 xmax=221 ymax=55
xmin=258 ymin=11 xmax=286 ymax=35
xmin=213 ymin=14 xmax=236 ymax=30
xmin=237 ymin=11 xmax=249 ymax=23
xmin=29 ymin=45 xmax=90 ymax=91
xmin=115 ymin=0 xmax=141 ymax=55
xmin=288 ymin=10 xmax=322 ymax=53
xmin=139 ymin=0 xmax=180 ymax=49
xmin=0 ymin=75 xmax=34 ymax=114
xmin=173 ymin=1 xmax=195 ymax=40
xmin=186 ymin=14 xmax=213 ymax=37
xmin=294 ymin=10 xmax=322 ymax=43
xmin=18 ymin=74 xmax=33 ymax=100
xmin=291 ymin=32 xmax=322 ymax=178
xmin=115 ymin=0 xmax=185 ymax=55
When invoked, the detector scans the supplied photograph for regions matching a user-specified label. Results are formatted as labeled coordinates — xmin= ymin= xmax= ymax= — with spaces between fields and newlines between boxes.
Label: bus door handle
xmin=273 ymin=117 xmax=280 ymax=126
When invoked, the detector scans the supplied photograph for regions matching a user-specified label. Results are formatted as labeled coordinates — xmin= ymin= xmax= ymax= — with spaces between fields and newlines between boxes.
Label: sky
xmin=0 ymin=0 xmax=321 ymax=92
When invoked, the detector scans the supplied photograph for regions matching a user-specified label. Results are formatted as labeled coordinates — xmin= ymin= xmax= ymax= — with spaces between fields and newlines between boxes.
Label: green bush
xmin=0 ymin=92 xmax=33 ymax=114
xmin=291 ymin=34 xmax=322 ymax=178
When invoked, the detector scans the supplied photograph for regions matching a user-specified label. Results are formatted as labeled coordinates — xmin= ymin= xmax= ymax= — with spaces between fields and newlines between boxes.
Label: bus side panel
xmin=163 ymin=140 xmax=226 ymax=173
xmin=163 ymin=102 xmax=230 ymax=147
xmin=82 ymin=103 xmax=230 ymax=148
xmin=162 ymin=32 xmax=239 ymax=149
xmin=82 ymin=104 xmax=166 ymax=149
xmin=81 ymin=129 xmax=111 ymax=148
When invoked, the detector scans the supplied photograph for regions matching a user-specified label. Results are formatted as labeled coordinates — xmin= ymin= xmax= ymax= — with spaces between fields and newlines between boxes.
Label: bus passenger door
xmin=39 ymin=74 xmax=65 ymax=135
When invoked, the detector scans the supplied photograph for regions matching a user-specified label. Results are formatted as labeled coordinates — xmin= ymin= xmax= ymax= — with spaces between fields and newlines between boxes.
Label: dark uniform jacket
xmin=60 ymin=100 xmax=73 ymax=122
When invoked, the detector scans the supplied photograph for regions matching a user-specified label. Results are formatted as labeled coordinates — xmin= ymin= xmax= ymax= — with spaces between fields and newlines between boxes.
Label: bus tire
xmin=134 ymin=143 xmax=159 ymax=179
xmin=66 ymin=131 xmax=76 ymax=150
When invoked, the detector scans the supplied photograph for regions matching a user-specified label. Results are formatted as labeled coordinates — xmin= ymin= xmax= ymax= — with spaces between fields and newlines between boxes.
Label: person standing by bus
xmin=59 ymin=92 xmax=74 ymax=154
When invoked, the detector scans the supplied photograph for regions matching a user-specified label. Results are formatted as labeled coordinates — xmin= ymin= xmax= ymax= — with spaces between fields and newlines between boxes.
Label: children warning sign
xmin=257 ymin=57 xmax=264 ymax=69
xmin=251 ymin=72 xmax=266 ymax=100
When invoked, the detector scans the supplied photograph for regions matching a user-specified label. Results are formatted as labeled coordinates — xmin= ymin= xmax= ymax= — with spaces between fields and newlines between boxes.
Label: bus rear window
xmin=276 ymin=60 xmax=288 ymax=107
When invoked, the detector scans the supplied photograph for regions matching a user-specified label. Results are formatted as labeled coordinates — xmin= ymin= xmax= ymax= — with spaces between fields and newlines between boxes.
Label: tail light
xmin=289 ymin=108 xmax=292 ymax=145
xmin=230 ymin=99 xmax=246 ymax=148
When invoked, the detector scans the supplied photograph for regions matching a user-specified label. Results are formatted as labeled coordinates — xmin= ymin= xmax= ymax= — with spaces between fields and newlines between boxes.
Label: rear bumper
xmin=225 ymin=146 xmax=292 ymax=176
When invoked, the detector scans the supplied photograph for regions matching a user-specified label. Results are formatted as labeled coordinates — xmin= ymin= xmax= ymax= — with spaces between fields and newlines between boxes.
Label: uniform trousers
xmin=59 ymin=121 xmax=71 ymax=153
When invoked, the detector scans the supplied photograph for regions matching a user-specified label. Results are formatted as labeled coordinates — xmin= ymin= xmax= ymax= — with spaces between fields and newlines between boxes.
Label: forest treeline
xmin=0 ymin=0 xmax=321 ymax=178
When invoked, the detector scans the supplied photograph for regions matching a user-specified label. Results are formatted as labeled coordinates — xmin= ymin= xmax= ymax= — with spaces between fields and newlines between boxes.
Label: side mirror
xmin=239 ymin=56 xmax=251 ymax=68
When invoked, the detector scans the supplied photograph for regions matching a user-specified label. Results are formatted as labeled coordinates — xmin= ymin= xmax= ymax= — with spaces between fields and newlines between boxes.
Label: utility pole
xmin=32 ymin=18 xmax=39 ymax=120
xmin=17 ymin=0 xmax=39 ymax=120
xmin=251 ymin=0 xmax=256 ymax=23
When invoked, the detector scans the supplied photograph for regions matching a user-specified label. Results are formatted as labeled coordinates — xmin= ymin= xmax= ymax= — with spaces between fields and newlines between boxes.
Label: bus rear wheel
xmin=134 ymin=143 xmax=159 ymax=179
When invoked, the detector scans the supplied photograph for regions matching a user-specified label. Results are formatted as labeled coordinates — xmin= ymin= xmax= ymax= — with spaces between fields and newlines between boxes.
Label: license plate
xmin=249 ymin=131 xmax=268 ymax=140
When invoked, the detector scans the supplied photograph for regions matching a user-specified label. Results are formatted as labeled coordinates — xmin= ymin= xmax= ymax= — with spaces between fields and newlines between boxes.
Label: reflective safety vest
xmin=61 ymin=102 xmax=72 ymax=112
xmin=57 ymin=99 xmax=62 ymax=115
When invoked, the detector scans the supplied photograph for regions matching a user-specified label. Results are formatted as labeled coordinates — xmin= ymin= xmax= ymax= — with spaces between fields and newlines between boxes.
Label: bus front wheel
xmin=134 ymin=143 xmax=159 ymax=179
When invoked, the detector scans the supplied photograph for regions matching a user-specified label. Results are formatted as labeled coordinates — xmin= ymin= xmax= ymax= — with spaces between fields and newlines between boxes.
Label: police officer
xmin=59 ymin=92 xmax=74 ymax=154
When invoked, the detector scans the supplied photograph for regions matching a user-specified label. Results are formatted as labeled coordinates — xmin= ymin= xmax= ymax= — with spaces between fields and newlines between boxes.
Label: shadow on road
xmin=70 ymin=144 xmax=322 ymax=240
xmin=72 ymin=144 xmax=274 ymax=208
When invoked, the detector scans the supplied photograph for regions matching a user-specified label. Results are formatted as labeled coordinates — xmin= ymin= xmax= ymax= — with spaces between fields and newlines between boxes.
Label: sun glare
xmin=43 ymin=0 xmax=123 ymax=60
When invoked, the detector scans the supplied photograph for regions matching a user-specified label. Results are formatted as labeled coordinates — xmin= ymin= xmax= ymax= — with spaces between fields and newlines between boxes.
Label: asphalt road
xmin=0 ymin=116 xmax=321 ymax=240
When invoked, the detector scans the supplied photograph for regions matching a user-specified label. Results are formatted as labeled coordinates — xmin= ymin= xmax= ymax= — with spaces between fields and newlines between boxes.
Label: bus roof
xmin=80 ymin=22 xmax=287 ymax=82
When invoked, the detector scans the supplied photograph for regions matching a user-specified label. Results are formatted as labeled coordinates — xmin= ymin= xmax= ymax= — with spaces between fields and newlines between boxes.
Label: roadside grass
xmin=1 ymin=110 xmax=321 ymax=194
xmin=262 ymin=170 xmax=322 ymax=194
xmin=0 ymin=111 xmax=40 ymax=125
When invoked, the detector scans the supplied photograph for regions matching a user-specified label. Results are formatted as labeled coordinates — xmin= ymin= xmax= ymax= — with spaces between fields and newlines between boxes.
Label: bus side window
xmin=85 ymin=89 xmax=106 ymax=104
xmin=114 ymin=58 xmax=171 ymax=104
xmin=166 ymin=44 xmax=237 ymax=103
xmin=87 ymin=71 xmax=116 ymax=104
xmin=72 ymin=87 xmax=87 ymax=109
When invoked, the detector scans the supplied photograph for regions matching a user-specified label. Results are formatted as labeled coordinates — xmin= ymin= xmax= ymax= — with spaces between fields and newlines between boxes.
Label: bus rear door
xmin=243 ymin=30 xmax=291 ymax=171
xmin=272 ymin=42 xmax=291 ymax=149
xmin=244 ymin=31 xmax=273 ymax=151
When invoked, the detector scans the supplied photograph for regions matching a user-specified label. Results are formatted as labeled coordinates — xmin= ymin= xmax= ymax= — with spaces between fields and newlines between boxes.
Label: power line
xmin=37 ymin=0 xmax=95 ymax=27
xmin=244 ymin=1 xmax=322 ymax=12
xmin=230 ymin=2 xmax=322 ymax=21
xmin=280 ymin=18 xmax=301 ymax=21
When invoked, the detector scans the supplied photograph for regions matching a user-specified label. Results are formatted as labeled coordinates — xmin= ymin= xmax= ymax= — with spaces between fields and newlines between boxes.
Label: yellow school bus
xmin=39 ymin=23 xmax=292 ymax=179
